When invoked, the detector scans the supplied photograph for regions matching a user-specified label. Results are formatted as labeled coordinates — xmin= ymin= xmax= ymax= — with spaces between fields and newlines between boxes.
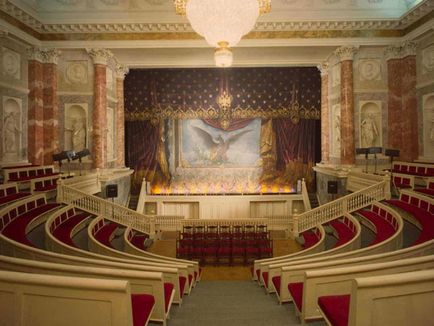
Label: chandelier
xmin=174 ymin=0 xmax=271 ymax=67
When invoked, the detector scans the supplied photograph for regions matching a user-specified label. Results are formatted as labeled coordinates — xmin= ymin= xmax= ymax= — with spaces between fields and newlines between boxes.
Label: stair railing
xmin=292 ymin=178 xmax=390 ymax=237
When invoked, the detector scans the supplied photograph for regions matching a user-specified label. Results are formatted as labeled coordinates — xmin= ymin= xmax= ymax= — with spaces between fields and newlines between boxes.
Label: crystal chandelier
xmin=174 ymin=0 xmax=271 ymax=67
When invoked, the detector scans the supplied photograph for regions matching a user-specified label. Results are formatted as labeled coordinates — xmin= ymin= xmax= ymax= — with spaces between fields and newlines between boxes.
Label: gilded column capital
xmin=317 ymin=62 xmax=329 ymax=77
xmin=116 ymin=63 xmax=129 ymax=80
xmin=385 ymin=41 xmax=417 ymax=61
xmin=335 ymin=46 xmax=358 ymax=62
xmin=86 ymin=48 xmax=113 ymax=65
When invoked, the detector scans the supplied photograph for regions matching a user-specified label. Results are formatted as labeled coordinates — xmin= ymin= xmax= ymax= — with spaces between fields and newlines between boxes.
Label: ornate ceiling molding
xmin=335 ymin=45 xmax=359 ymax=61
xmin=1 ymin=0 xmax=433 ymax=37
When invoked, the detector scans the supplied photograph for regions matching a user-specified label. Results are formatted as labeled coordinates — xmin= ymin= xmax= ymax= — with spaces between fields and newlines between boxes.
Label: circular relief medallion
xmin=65 ymin=61 xmax=88 ymax=84
xmin=359 ymin=60 xmax=381 ymax=81
xmin=2 ymin=49 xmax=20 ymax=78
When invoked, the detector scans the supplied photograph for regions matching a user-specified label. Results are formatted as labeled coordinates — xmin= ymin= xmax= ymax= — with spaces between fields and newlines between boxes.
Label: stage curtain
xmin=126 ymin=120 xmax=170 ymax=193
xmin=260 ymin=118 xmax=320 ymax=191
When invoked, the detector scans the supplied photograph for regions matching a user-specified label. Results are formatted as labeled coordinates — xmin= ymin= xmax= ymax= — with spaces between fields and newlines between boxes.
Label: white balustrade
xmin=57 ymin=183 xmax=153 ymax=236
xmin=293 ymin=180 xmax=389 ymax=237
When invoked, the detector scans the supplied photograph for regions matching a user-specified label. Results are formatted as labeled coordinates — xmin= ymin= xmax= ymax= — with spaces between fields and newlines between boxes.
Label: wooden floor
xmin=147 ymin=231 xmax=302 ymax=281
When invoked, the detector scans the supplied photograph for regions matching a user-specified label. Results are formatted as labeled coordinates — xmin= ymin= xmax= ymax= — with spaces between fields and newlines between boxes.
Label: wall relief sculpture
xmin=65 ymin=61 xmax=88 ymax=85
xmin=2 ymin=47 xmax=21 ymax=80
xmin=65 ymin=104 xmax=87 ymax=152
xmin=422 ymin=44 xmax=434 ymax=74
xmin=358 ymin=59 xmax=381 ymax=81
xmin=2 ymin=97 xmax=23 ymax=161
xmin=332 ymin=63 xmax=341 ymax=87
xmin=423 ymin=94 xmax=434 ymax=159
xmin=359 ymin=101 xmax=382 ymax=148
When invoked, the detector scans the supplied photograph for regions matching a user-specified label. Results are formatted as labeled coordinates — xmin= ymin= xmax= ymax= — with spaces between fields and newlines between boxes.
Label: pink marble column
xmin=27 ymin=49 xmax=44 ymax=165
xmin=385 ymin=42 xmax=418 ymax=162
xmin=386 ymin=45 xmax=403 ymax=153
xmin=319 ymin=62 xmax=330 ymax=163
xmin=115 ymin=64 xmax=129 ymax=168
xmin=401 ymin=43 xmax=418 ymax=161
xmin=87 ymin=49 xmax=112 ymax=169
xmin=336 ymin=46 xmax=358 ymax=165
xmin=42 ymin=49 xmax=61 ymax=164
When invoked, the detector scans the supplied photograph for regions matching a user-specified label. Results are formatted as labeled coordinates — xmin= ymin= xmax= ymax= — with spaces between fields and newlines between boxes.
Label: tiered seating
xmin=49 ymin=206 xmax=93 ymax=248
xmin=317 ymin=269 xmax=434 ymax=325
xmin=0 ymin=194 xmax=60 ymax=247
xmin=392 ymin=161 xmax=434 ymax=178
xmin=30 ymin=174 xmax=59 ymax=198
xmin=415 ymin=178 xmax=434 ymax=197
xmin=128 ymin=230 xmax=150 ymax=251
xmin=392 ymin=173 xmax=414 ymax=190
xmin=176 ymin=224 xmax=272 ymax=264
xmin=300 ymin=228 xmax=322 ymax=249
xmin=329 ymin=216 xmax=357 ymax=248
xmin=357 ymin=203 xmax=399 ymax=246
xmin=92 ymin=220 xmax=120 ymax=248
xmin=0 ymin=182 xmax=30 ymax=206
xmin=386 ymin=190 xmax=434 ymax=245
xmin=3 ymin=165 xmax=59 ymax=184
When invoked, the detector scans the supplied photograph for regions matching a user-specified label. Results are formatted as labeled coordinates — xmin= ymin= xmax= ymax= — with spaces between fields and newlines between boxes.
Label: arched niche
xmin=359 ymin=101 xmax=382 ymax=148
xmin=64 ymin=103 xmax=88 ymax=152
xmin=422 ymin=93 xmax=434 ymax=160
xmin=2 ymin=96 xmax=23 ymax=162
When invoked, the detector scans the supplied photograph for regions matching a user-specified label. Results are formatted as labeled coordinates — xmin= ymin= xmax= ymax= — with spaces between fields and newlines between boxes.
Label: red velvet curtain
xmin=125 ymin=120 xmax=160 ymax=193
xmin=202 ymin=118 xmax=253 ymax=131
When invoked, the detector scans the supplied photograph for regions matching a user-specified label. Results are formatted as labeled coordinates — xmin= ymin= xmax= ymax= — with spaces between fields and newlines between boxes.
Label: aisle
xmin=149 ymin=281 xmax=326 ymax=326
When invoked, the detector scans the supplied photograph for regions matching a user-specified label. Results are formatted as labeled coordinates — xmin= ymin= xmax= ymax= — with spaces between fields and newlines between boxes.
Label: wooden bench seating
xmin=357 ymin=203 xmax=399 ymax=246
xmin=0 ymin=269 xmax=154 ymax=326
xmin=414 ymin=178 xmax=434 ymax=197
xmin=392 ymin=173 xmax=414 ymax=190
xmin=0 ymin=182 xmax=30 ymax=206
xmin=30 ymin=175 xmax=59 ymax=199
xmin=0 ymin=194 xmax=60 ymax=247
xmin=287 ymin=255 xmax=434 ymax=322
xmin=386 ymin=190 xmax=434 ymax=245
xmin=49 ymin=206 xmax=94 ymax=248
xmin=329 ymin=216 xmax=357 ymax=248
xmin=4 ymin=165 xmax=58 ymax=184
xmin=92 ymin=220 xmax=120 ymax=249
xmin=0 ymin=255 xmax=164 ymax=326
xmin=317 ymin=269 xmax=434 ymax=326
xmin=392 ymin=161 xmax=434 ymax=178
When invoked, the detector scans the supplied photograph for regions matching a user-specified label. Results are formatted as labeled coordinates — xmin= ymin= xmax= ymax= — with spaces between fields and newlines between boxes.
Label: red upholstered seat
xmin=329 ymin=220 xmax=355 ymax=248
xmin=93 ymin=222 xmax=118 ymax=248
xmin=301 ymin=230 xmax=320 ymax=249
xmin=163 ymin=282 xmax=174 ymax=313
xmin=262 ymin=271 xmax=269 ymax=288
xmin=318 ymin=294 xmax=350 ymax=326
xmin=52 ymin=212 xmax=91 ymax=247
xmin=188 ymin=274 xmax=193 ymax=288
xmin=0 ymin=192 xmax=31 ymax=205
xmin=357 ymin=210 xmax=396 ymax=246
xmin=131 ymin=233 xmax=148 ymax=251
xmin=255 ymin=269 xmax=260 ymax=281
xmin=131 ymin=293 xmax=155 ymax=326
xmin=272 ymin=276 xmax=281 ymax=295
xmin=415 ymin=188 xmax=434 ymax=197
xmin=179 ymin=276 xmax=187 ymax=298
xmin=288 ymin=282 xmax=304 ymax=312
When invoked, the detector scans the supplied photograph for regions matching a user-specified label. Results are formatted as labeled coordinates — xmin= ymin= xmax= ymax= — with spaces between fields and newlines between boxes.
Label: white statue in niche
xmin=3 ymin=111 xmax=21 ymax=153
xmin=361 ymin=113 xmax=379 ymax=147
xmin=66 ymin=118 xmax=86 ymax=151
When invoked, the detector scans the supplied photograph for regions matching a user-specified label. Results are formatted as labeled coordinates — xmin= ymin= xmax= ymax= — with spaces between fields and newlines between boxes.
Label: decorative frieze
xmin=26 ymin=47 xmax=61 ymax=64
xmin=385 ymin=41 xmax=417 ymax=61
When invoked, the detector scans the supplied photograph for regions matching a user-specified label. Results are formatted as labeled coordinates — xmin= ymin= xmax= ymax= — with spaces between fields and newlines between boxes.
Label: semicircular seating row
xmin=251 ymin=189 xmax=434 ymax=326
xmin=0 ymin=190 xmax=201 ymax=326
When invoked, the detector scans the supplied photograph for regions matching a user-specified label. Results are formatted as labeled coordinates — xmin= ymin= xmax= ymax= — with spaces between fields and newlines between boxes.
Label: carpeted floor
xmin=149 ymin=280 xmax=326 ymax=326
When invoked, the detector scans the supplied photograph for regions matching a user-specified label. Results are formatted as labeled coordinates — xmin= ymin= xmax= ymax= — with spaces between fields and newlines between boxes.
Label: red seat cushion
xmin=272 ymin=276 xmax=281 ymax=295
xmin=179 ymin=276 xmax=187 ymax=298
xmin=52 ymin=212 xmax=91 ymax=247
xmin=131 ymin=294 xmax=155 ymax=326
xmin=329 ymin=220 xmax=355 ymax=248
xmin=358 ymin=210 xmax=396 ymax=246
xmin=288 ymin=282 xmax=304 ymax=312
xmin=318 ymin=295 xmax=350 ymax=326
xmin=163 ymin=282 xmax=174 ymax=313
xmin=94 ymin=222 xmax=118 ymax=248
xmin=262 ymin=271 xmax=269 ymax=288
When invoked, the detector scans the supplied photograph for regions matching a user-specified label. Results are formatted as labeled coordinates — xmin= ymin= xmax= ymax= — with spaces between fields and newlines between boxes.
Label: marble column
xmin=385 ymin=45 xmax=403 ymax=153
xmin=115 ymin=64 xmax=129 ymax=168
xmin=27 ymin=48 xmax=44 ymax=165
xmin=87 ymin=49 xmax=112 ymax=169
xmin=385 ymin=42 xmax=419 ymax=161
xmin=401 ymin=42 xmax=418 ymax=161
xmin=336 ymin=46 xmax=358 ymax=165
xmin=42 ymin=49 xmax=61 ymax=164
xmin=318 ymin=62 xmax=330 ymax=163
